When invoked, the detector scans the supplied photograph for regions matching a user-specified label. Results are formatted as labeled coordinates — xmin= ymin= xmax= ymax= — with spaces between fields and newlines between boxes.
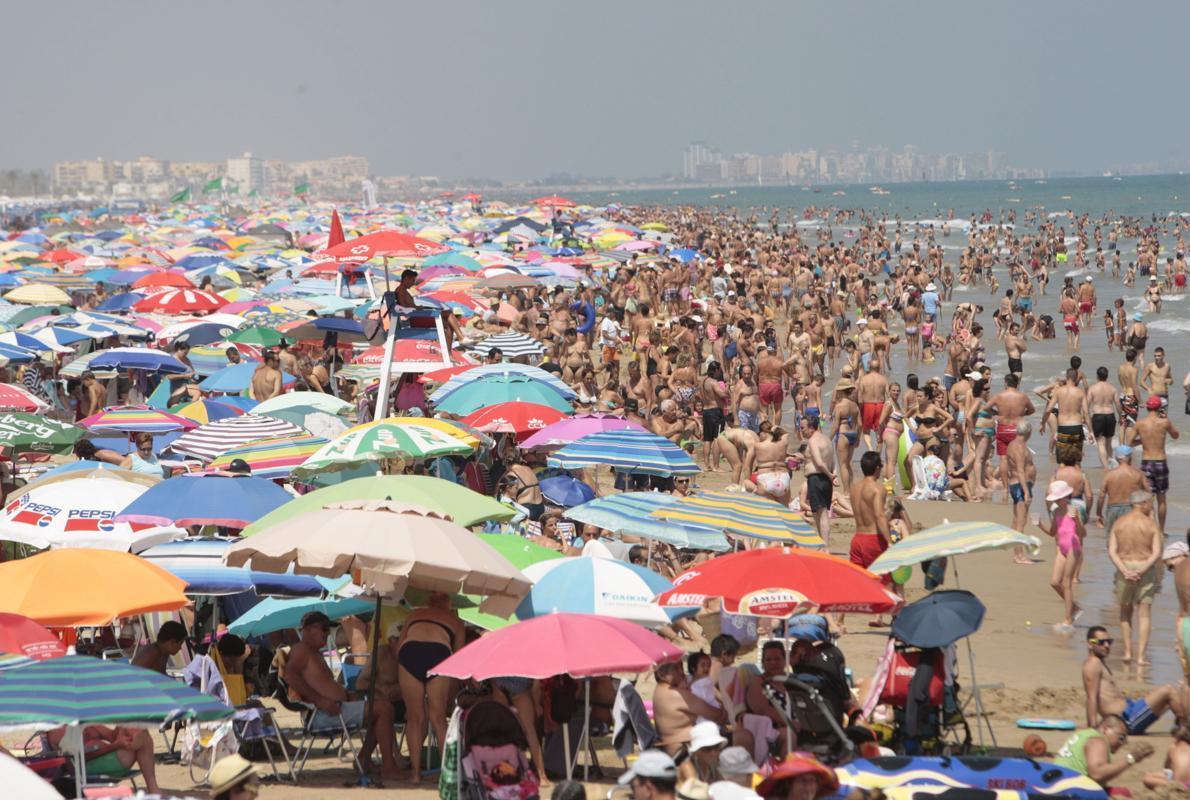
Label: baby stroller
xmin=458 ymin=701 xmax=541 ymax=800
xmin=873 ymin=644 xmax=970 ymax=756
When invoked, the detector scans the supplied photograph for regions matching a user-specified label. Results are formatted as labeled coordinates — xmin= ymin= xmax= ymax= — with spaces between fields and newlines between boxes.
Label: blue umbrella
xmin=0 ymin=331 xmax=54 ymax=352
xmin=565 ymin=492 xmax=730 ymax=551
xmin=30 ymin=326 xmax=92 ymax=347
xmin=0 ymin=343 xmax=41 ymax=364
xmin=95 ymin=292 xmax=145 ymax=312
xmin=115 ymin=475 xmax=292 ymax=529
xmin=667 ymin=248 xmax=698 ymax=263
xmin=139 ymin=538 xmax=329 ymax=597
xmin=890 ymin=590 xmax=986 ymax=648
xmin=90 ymin=347 xmax=190 ymax=374
xmin=200 ymin=363 xmax=298 ymax=393
xmin=548 ymin=430 xmax=699 ymax=477
xmin=228 ymin=594 xmax=374 ymax=637
xmin=175 ymin=254 xmax=233 ymax=270
xmin=430 ymin=363 xmax=577 ymax=402
xmin=540 ymin=475 xmax=596 ymax=508
xmin=172 ymin=322 xmax=240 ymax=347
xmin=515 ymin=556 xmax=695 ymax=625
xmin=210 ymin=395 xmax=259 ymax=413
xmin=434 ymin=375 xmax=574 ymax=416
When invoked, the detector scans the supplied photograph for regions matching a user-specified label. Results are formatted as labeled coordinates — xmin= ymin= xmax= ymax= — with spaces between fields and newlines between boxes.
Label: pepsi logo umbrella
xmin=548 ymin=429 xmax=699 ymax=477
xmin=0 ymin=475 xmax=168 ymax=552
xmin=132 ymin=287 xmax=228 ymax=314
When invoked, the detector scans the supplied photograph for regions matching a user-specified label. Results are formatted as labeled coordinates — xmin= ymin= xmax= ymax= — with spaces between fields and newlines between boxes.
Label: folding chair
xmin=200 ymin=650 xmax=297 ymax=784
xmin=275 ymin=676 xmax=365 ymax=778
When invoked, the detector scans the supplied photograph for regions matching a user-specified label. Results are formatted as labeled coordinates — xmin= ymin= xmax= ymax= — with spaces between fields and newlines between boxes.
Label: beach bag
xmin=181 ymin=718 xmax=237 ymax=781
xmin=881 ymin=649 xmax=944 ymax=708
xmin=438 ymin=706 xmax=462 ymax=800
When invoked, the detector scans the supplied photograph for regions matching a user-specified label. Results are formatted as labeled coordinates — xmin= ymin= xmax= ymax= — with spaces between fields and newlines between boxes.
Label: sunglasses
xmin=1089 ymin=637 xmax=1113 ymax=646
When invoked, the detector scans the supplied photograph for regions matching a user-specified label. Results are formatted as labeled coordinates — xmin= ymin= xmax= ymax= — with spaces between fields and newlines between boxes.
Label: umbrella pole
xmin=562 ymin=716 xmax=571 ymax=782
xmin=951 ymin=559 xmax=996 ymax=748
xmin=360 ymin=594 xmax=383 ymax=785
xmin=374 ymin=257 xmax=398 ymax=420
xmin=581 ymin=680 xmax=591 ymax=782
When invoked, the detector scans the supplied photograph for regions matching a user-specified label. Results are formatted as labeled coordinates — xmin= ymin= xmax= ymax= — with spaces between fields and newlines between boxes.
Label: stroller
xmin=873 ymin=644 xmax=971 ymax=756
xmin=457 ymin=701 xmax=541 ymax=800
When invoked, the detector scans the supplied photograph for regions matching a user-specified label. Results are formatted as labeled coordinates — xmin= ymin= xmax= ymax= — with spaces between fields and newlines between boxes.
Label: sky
xmin=5 ymin=1 xmax=1188 ymax=180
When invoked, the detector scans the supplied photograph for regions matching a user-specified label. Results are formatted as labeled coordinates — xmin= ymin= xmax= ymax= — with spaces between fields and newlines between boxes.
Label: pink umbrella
xmin=430 ymin=612 xmax=680 ymax=680
xmin=614 ymin=240 xmax=659 ymax=252
xmin=519 ymin=413 xmax=647 ymax=450
xmin=418 ymin=265 xmax=467 ymax=281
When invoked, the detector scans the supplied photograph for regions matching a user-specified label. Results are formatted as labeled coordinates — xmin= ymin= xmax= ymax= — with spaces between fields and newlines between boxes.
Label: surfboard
xmin=1016 ymin=718 xmax=1076 ymax=730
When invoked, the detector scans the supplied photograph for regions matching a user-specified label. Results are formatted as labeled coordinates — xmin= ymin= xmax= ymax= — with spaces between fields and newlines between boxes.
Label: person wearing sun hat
xmin=209 ymin=754 xmax=260 ymax=800
xmin=755 ymin=754 xmax=839 ymax=800
xmin=1038 ymin=479 xmax=1085 ymax=631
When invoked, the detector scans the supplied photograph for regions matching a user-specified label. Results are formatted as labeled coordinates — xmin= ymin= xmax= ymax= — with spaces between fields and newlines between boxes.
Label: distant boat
xmin=1006 ymin=198 xmax=1021 ymax=203
xmin=729 ymin=190 xmax=737 ymax=195
xmin=1035 ymin=180 xmax=1047 ymax=184
xmin=832 ymin=190 xmax=846 ymax=196
xmin=1060 ymin=195 xmax=1072 ymax=200
xmin=869 ymin=186 xmax=890 ymax=195
xmin=710 ymin=193 xmax=725 ymax=199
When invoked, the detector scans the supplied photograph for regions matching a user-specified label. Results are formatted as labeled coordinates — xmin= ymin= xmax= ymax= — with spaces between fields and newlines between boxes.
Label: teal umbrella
xmin=433 ymin=375 xmax=574 ymax=416
xmin=227 ymin=594 xmax=374 ymax=637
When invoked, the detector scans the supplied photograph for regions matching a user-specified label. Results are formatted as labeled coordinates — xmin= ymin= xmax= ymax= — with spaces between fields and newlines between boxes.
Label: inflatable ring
xmin=572 ymin=300 xmax=596 ymax=334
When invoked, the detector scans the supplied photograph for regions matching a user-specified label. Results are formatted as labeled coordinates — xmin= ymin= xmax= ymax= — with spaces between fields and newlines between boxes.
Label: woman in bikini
xmin=902 ymin=296 xmax=921 ymax=363
xmin=396 ymin=593 xmax=465 ymax=783
xmin=967 ymin=379 xmax=997 ymax=500
xmin=753 ymin=421 xmax=792 ymax=507
xmin=877 ymin=382 xmax=905 ymax=485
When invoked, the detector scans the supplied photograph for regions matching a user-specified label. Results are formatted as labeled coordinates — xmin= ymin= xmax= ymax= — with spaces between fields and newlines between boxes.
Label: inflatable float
xmin=897 ymin=426 xmax=917 ymax=490
xmin=830 ymin=756 xmax=1105 ymax=800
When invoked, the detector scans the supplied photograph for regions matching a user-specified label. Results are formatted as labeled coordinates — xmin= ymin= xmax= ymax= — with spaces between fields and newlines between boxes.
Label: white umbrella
xmin=0 ymin=750 xmax=64 ymax=800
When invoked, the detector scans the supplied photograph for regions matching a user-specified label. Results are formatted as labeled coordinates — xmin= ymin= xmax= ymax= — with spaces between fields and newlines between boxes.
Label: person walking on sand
xmin=1038 ymin=479 xmax=1084 ymax=631
xmin=1107 ymin=491 xmax=1164 ymax=665
xmin=1006 ymin=421 xmax=1040 ymax=565
xmin=1095 ymin=445 xmax=1146 ymax=535
xmin=1129 ymin=395 xmax=1179 ymax=531
xmin=1087 ymin=367 xmax=1121 ymax=469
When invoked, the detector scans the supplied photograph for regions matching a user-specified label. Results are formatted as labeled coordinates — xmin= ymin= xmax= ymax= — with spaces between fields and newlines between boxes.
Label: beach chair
xmin=20 ymin=732 xmax=141 ymax=797
xmin=274 ymin=674 xmax=364 ymax=779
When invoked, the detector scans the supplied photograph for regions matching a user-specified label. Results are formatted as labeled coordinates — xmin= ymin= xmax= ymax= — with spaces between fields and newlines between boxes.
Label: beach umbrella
xmin=429 ymin=363 xmax=577 ymax=401
xmin=462 ymin=401 xmax=568 ymax=436
xmin=169 ymin=397 xmax=245 ymax=424
xmin=227 ymin=594 xmax=374 ymax=638
xmin=89 ymin=347 xmax=190 ymax=374
xmin=0 ymin=475 xmax=171 ymax=552
xmin=139 ymin=538 xmax=328 ymax=597
xmin=199 ymin=362 xmax=298 ymax=393
xmin=251 ymin=390 xmax=352 ymax=416
xmin=167 ymin=414 xmax=305 ymax=462
xmin=227 ymin=325 xmax=287 ymax=347
xmin=12 ymin=465 xmax=160 ymax=501
xmin=565 ymin=493 xmax=731 ymax=552
xmin=352 ymin=338 xmax=460 ymax=370
xmin=0 ymin=750 xmax=63 ymax=800
xmin=294 ymin=419 xmax=474 ymax=477
xmin=866 ymin=521 xmax=1041 ymax=576
xmin=0 ymin=331 xmax=67 ymax=354
xmin=116 ymin=475 xmax=292 ymax=529
xmin=516 ymin=557 xmax=674 ymax=628
xmin=0 ymin=613 xmax=67 ymax=660
xmin=461 ymin=331 xmax=546 ymax=359
xmin=207 ymin=434 xmax=330 ymax=479
xmin=259 ymin=407 xmax=349 ymax=440
xmin=185 ymin=344 xmax=258 ymax=376
xmin=171 ymin=321 xmax=240 ymax=347
xmin=94 ymin=292 xmax=145 ymax=312
xmin=432 ymin=612 xmax=679 ymax=681
xmin=0 ymin=383 xmax=49 ymax=413
xmin=29 ymin=326 xmax=92 ymax=350
xmin=0 ymin=343 xmax=41 ymax=367
xmin=531 ymin=196 xmax=577 ymax=208
xmin=548 ymin=429 xmax=699 ymax=477
xmin=132 ymin=287 xmax=227 ymax=314
xmin=656 ymin=547 xmax=898 ymax=618
xmin=652 ymin=490 xmax=822 ymax=548
xmin=0 ymin=413 xmax=80 ymax=456
xmin=890 ymin=590 xmax=986 ymax=649
xmin=242 ymin=475 xmax=514 ymax=536
xmin=79 ymin=404 xmax=198 ymax=434
xmin=539 ymin=475 xmax=596 ymax=508
xmin=520 ymin=412 xmax=645 ymax=450
xmin=0 ymin=549 xmax=189 ymax=626
xmin=131 ymin=271 xmax=194 ymax=290
xmin=4 ymin=284 xmax=71 ymax=305
xmin=225 ymin=500 xmax=530 ymax=616
xmin=319 ymin=230 xmax=451 ymax=263
xmin=434 ymin=375 xmax=574 ymax=416
xmin=475 ymin=533 xmax=565 ymax=571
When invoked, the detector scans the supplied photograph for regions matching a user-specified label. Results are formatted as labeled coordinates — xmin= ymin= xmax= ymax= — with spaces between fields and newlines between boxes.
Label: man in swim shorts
xmin=1168 ymin=539 xmax=1190 ymax=678
xmin=1107 ymin=491 xmax=1164 ymax=665
xmin=800 ymin=414 xmax=837 ymax=545
xmin=1096 ymin=445 xmax=1146 ymax=535
xmin=1082 ymin=625 xmax=1181 ymax=735
xmin=848 ymin=451 xmax=890 ymax=572
xmin=756 ymin=344 xmax=786 ymax=427
xmin=1134 ymin=395 xmax=1179 ymax=531
xmin=989 ymin=372 xmax=1035 ymax=458
xmin=855 ymin=361 xmax=889 ymax=452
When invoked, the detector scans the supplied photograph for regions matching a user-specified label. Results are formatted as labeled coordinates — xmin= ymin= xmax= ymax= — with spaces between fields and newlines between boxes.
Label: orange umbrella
xmin=0 ymin=549 xmax=189 ymax=626
xmin=132 ymin=271 xmax=195 ymax=290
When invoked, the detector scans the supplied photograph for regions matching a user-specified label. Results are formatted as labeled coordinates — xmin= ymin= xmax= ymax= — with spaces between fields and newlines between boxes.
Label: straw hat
xmin=756 ymin=755 xmax=839 ymax=798
xmin=834 ymin=378 xmax=855 ymax=392
xmin=208 ymin=755 xmax=258 ymax=796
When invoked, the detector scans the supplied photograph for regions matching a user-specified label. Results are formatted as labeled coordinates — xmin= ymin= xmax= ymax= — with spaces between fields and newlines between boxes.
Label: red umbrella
xmin=133 ymin=288 xmax=227 ymax=314
xmin=354 ymin=339 xmax=465 ymax=366
xmin=132 ymin=271 xmax=195 ymax=290
xmin=430 ymin=613 xmax=681 ymax=680
xmin=462 ymin=401 xmax=568 ymax=436
xmin=417 ymin=364 xmax=478 ymax=384
xmin=319 ymin=230 xmax=450 ymax=263
xmin=327 ymin=208 xmax=346 ymax=249
xmin=0 ymin=612 xmax=67 ymax=660
xmin=300 ymin=260 xmax=355 ymax=278
xmin=657 ymin=547 xmax=899 ymax=618
xmin=40 ymin=248 xmax=84 ymax=264
xmin=0 ymin=383 xmax=50 ymax=412
xmin=531 ymin=195 xmax=577 ymax=208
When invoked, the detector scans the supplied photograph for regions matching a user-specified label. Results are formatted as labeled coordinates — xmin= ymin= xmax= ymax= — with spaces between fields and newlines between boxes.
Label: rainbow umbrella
xmin=207 ymin=434 xmax=330 ymax=479
xmin=79 ymin=405 xmax=198 ymax=434
xmin=547 ymin=429 xmax=698 ymax=477
xmin=168 ymin=398 xmax=246 ymax=425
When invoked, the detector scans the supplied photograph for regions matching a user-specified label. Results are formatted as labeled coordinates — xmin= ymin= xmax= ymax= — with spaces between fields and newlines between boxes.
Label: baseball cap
xmin=718 ymin=746 xmax=759 ymax=776
xmin=690 ymin=720 xmax=727 ymax=752
xmin=1146 ymin=395 xmax=1163 ymax=410
xmin=1113 ymin=444 xmax=1133 ymax=459
xmin=1164 ymin=542 xmax=1190 ymax=561
xmin=619 ymin=750 xmax=678 ymax=785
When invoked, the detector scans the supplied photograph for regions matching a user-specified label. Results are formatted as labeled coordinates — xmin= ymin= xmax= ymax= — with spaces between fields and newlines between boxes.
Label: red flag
xmin=328 ymin=209 xmax=345 ymax=249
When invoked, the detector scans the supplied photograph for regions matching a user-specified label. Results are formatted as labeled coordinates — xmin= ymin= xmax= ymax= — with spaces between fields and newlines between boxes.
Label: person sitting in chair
xmin=745 ymin=642 xmax=793 ymax=758
xmin=47 ymin=725 xmax=160 ymax=795
xmin=131 ymin=620 xmax=188 ymax=674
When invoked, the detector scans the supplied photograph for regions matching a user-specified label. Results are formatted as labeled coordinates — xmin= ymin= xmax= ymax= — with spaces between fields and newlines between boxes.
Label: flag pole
xmin=374 ymin=257 xmax=398 ymax=420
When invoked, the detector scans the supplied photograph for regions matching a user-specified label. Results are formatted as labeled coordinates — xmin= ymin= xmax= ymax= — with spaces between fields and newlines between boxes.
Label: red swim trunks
xmin=1079 ymin=301 xmax=1093 ymax=314
xmin=759 ymin=381 xmax=783 ymax=407
xmin=861 ymin=401 xmax=883 ymax=432
xmin=995 ymin=423 xmax=1017 ymax=456
xmin=850 ymin=532 xmax=889 ymax=570
xmin=1176 ymin=274 xmax=1186 ymax=287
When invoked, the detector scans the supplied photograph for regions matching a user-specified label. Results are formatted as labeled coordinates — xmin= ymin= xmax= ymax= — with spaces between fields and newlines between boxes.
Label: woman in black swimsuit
xmin=396 ymin=593 xmax=465 ymax=783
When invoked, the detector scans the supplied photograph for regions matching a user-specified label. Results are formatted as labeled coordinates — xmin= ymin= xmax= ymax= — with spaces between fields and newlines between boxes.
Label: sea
xmin=556 ymin=174 xmax=1190 ymax=681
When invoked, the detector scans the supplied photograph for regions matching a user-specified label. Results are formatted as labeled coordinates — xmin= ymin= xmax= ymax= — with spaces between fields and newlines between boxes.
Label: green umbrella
xmin=434 ymin=375 xmax=575 ymax=416
xmin=456 ymin=535 xmax=566 ymax=631
xmin=2 ymin=305 xmax=73 ymax=327
xmin=0 ymin=412 xmax=80 ymax=456
xmin=292 ymin=420 xmax=474 ymax=477
xmin=240 ymin=475 xmax=515 ymax=536
xmin=252 ymin=391 xmax=353 ymax=416
xmin=227 ymin=325 xmax=287 ymax=347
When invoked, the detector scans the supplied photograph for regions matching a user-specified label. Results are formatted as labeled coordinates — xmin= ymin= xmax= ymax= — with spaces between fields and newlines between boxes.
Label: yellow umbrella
xmin=4 ymin=283 xmax=71 ymax=305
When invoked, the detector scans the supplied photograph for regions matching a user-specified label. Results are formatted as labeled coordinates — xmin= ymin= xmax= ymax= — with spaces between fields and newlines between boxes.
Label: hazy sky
xmin=6 ymin=1 xmax=1187 ymax=179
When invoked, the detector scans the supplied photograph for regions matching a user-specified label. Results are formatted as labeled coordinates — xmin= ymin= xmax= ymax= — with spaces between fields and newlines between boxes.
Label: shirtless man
xmin=1130 ymin=396 xmax=1179 ymax=531
xmin=1096 ymin=445 xmax=1147 ymax=535
xmin=1141 ymin=346 xmax=1173 ymax=404
xmin=80 ymin=371 xmax=107 ymax=418
xmin=1004 ymin=322 xmax=1027 ymax=376
xmin=251 ymin=351 xmax=283 ymax=401
xmin=855 ymin=318 xmax=876 ymax=373
xmin=1082 ymin=624 xmax=1180 ymax=736
xmin=1060 ymin=292 xmax=1081 ymax=349
xmin=1169 ymin=537 xmax=1190 ymax=679
xmin=849 ymin=451 xmax=890 ymax=581
xmin=277 ymin=341 xmax=298 ymax=376
xmin=1006 ymin=421 xmax=1039 ymax=565
xmin=1107 ymin=492 xmax=1164 ymax=665
xmin=1077 ymin=276 xmax=1097 ymax=328
xmin=855 ymin=363 xmax=889 ymax=452
xmin=700 ymin=362 xmax=731 ymax=470
xmin=800 ymin=414 xmax=837 ymax=545
xmin=130 ymin=621 xmax=187 ymax=674
xmin=756 ymin=344 xmax=786 ymax=427
xmin=988 ymin=373 xmax=1036 ymax=483
xmin=285 ymin=611 xmax=401 ymax=779
xmin=1119 ymin=348 xmax=1141 ymax=438
xmin=1088 ymin=367 xmax=1121 ymax=469
xmin=652 ymin=659 xmax=726 ymax=771
xmin=1044 ymin=369 xmax=1090 ymax=465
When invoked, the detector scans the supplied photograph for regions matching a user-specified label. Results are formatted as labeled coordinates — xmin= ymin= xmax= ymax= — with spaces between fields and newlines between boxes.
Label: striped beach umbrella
xmin=651 ymin=490 xmax=823 ymax=548
xmin=140 ymin=538 xmax=327 ymax=597
xmin=566 ymin=492 xmax=730 ymax=552
xmin=547 ymin=429 xmax=699 ymax=477
xmin=207 ymin=434 xmax=330 ymax=479
xmin=0 ymin=655 xmax=233 ymax=727
xmin=169 ymin=398 xmax=245 ymax=425
xmin=867 ymin=521 xmax=1040 ymax=576
xmin=516 ymin=557 xmax=675 ymax=628
xmin=167 ymin=414 xmax=305 ymax=462
xmin=132 ymin=287 xmax=227 ymax=314
xmin=294 ymin=419 xmax=475 ymax=477
xmin=80 ymin=405 xmax=199 ymax=434
xmin=186 ymin=344 xmax=262 ymax=376
xmin=461 ymin=331 xmax=546 ymax=359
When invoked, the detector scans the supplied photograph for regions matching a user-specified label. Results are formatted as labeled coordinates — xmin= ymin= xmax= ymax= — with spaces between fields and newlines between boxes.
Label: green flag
xmin=168 ymin=187 xmax=191 ymax=203
xmin=294 ymin=182 xmax=310 ymax=195
xmin=247 ymin=188 xmax=259 ymax=198
xmin=226 ymin=183 xmax=240 ymax=195
xmin=203 ymin=176 xmax=223 ymax=193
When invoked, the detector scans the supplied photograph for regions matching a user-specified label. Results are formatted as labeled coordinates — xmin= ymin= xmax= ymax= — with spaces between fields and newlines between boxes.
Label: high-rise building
xmin=683 ymin=142 xmax=720 ymax=180
xmin=226 ymin=152 xmax=264 ymax=193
